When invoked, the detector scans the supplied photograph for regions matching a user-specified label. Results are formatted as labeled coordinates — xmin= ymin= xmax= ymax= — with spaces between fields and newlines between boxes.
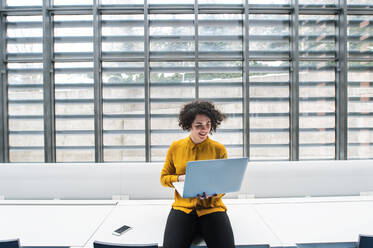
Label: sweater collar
xmin=188 ymin=135 xmax=210 ymax=149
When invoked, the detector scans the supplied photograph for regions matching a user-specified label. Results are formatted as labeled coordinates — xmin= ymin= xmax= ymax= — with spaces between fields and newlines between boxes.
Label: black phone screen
xmin=114 ymin=225 xmax=131 ymax=234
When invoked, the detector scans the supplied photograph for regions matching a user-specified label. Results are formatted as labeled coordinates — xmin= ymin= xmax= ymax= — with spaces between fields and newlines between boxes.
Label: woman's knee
xmin=163 ymin=209 xmax=198 ymax=248
xmin=199 ymin=211 xmax=235 ymax=248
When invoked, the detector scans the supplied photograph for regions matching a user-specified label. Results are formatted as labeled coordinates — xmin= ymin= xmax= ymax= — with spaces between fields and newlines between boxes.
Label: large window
xmin=6 ymin=15 xmax=44 ymax=162
xmin=249 ymin=14 xmax=290 ymax=160
xmin=0 ymin=0 xmax=372 ymax=162
xmin=54 ymin=15 xmax=95 ymax=162
xmin=347 ymin=14 xmax=373 ymax=159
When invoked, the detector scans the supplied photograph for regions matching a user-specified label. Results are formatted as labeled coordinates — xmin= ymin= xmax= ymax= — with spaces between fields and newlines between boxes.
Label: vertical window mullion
xmin=93 ymin=0 xmax=103 ymax=162
xmin=336 ymin=0 xmax=348 ymax=160
xmin=194 ymin=0 xmax=199 ymax=100
xmin=144 ymin=0 xmax=150 ymax=162
xmin=43 ymin=0 xmax=56 ymax=162
xmin=243 ymin=0 xmax=249 ymax=158
xmin=290 ymin=0 xmax=299 ymax=161
xmin=0 ymin=0 xmax=9 ymax=162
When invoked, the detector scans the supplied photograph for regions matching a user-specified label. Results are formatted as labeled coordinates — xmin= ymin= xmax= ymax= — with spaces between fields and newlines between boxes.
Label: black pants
xmin=163 ymin=208 xmax=235 ymax=248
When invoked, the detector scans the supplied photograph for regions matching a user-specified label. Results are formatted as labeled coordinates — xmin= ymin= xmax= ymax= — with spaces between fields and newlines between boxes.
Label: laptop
xmin=172 ymin=157 xmax=248 ymax=198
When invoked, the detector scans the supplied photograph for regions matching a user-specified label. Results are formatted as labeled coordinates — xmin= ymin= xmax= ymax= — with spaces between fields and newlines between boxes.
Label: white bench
xmin=1 ymin=160 xmax=373 ymax=200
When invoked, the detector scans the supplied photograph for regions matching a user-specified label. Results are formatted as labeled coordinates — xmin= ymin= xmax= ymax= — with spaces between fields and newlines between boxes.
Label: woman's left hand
xmin=196 ymin=192 xmax=217 ymax=200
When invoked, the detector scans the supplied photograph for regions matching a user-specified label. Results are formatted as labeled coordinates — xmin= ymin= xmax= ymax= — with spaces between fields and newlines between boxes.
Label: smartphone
xmin=112 ymin=224 xmax=132 ymax=236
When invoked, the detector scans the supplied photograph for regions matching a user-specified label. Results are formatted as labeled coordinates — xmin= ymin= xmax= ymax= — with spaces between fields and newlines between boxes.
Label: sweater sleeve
xmin=160 ymin=142 xmax=179 ymax=188
xmin=220 ymin=145 xmax=228 ymax=159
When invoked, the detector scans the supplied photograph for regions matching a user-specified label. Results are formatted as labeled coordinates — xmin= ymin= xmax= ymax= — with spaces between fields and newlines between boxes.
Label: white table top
xmin=85 ymin=200 xmax=282 ymax=247
xmin=227 ymin=204 xmax=283 ymax=247
xmin=86 ymin=203 xmax=170 ymax=247
xmin=0 ymin=202 xmax=117 ymax=247
xmin=2 ymin=197 xmax=373 ymax=248
xmin=254 ymin=199 xmax=373 ymax=246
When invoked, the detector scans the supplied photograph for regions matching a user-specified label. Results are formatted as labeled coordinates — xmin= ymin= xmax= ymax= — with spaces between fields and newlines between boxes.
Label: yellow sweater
xmin=160 ymin=136 xmax=228 ymax=216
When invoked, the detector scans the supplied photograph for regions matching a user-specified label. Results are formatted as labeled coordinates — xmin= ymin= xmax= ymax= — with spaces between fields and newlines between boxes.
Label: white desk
xmin=253 ymin=196 xmax=373 ymax=247
xmin=85 ymin=200 xmax=282 ymax=248
xmin=2 ymin=197 xmax=372 ymax=248
xmin=0 ymin=201 xmax=117 ymax=247
xmin=85 ymin=201 xmax=170 ymax=247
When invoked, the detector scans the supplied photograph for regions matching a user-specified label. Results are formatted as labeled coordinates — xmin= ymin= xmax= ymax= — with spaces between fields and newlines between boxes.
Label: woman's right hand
xmin=197 ymin=192 xmax=217 ymax=200
xmin=178 ymin=175 xmax=185 ymax=182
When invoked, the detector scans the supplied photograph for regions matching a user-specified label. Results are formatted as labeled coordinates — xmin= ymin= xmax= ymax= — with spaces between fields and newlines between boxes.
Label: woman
xmin=160 ymin=100 xmax=235 ymax=248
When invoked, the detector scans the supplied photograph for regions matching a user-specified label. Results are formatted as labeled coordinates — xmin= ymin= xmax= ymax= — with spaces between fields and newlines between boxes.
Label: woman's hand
xmin=178 ymin=175 xmax=185 ymax=182
xmin=197 ymin=192 xmax=217 ymax=200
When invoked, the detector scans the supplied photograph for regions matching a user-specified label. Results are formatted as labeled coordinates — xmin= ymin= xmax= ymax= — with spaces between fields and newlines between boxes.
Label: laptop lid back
xmin=183 ymin=158 xmax=248 ymax=198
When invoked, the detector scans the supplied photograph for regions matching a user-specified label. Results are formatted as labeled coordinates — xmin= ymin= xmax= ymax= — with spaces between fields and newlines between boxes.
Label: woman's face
xmin=190 ymin=114 xmax=211 ymax=144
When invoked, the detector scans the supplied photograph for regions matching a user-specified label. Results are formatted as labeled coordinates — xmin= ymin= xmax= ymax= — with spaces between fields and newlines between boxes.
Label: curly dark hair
xmin=178 ymin=100 xmax=226 ymax=133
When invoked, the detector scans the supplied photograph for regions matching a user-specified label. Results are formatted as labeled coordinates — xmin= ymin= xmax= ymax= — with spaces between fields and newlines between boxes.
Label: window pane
xmin=54 ymin=0 xmax=92 ymax=5
xmin=249 ymin=14 xmax=290 ymax=58
xmin=6 ymin=16 xmax=43 ymax=60
xmin=299 ymin=15 xmax=336 ymax=58
xmin=54 ymin=15 xmax=93 ymax=58
xmin=150 ymin=61 xmax=194 ymax=161
xmin=103 ymin=62 xmax=144 ymax=99
xmin=7 ymin=63 xmax=44 ymax=162
xmin=347 ymin=0 xmax=373 ymax=7
xmin=199 ymin=14 xmax=242 ymax=55
xmin=299 ymin=61 xmax=336 ymax=160
xmin=347 ymin=14 xmax=372 ymax=163
xmin=102 ymin=62 xmax=146 ymax=162
xmin=299 ymin=0 xmax=336 ymax=6
xmin=199 ymin=61 xmax=242 ymax=98
xmin=149 ymin=0 xmax=193 ymax=3
xmin=56 ymin=150 xmax=95 ymax=162
xmin=102 ymin=15 xmax=144 ymax=60
xmin=6 ymin=0 xmax=42 ymax=6
xmin=150 ymin=14 xmax=194 ymax=60
xmin=348 ymin=16 xmax=373 ymax=59
xmin=348 ymin=62 xmax=373 ymax=159
xmin=199 ymin=61 xmax=243 ymax=158
xmin=105 ymin=149 xmax=146 ymax=162
xmin=150 ymin=61 xmax=195 ymax=98
xmin=248 ymin=0 xmax=289 ymax=5
xmin=249 ymin=61 xmax=290 ymax=160
xmin=199 ymin=0 xmax=243 ymax=3
xmin=101 ymin=0 xmax=143 ymax=4
xmin=55 ymin=62 xmax=95 ymax=162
